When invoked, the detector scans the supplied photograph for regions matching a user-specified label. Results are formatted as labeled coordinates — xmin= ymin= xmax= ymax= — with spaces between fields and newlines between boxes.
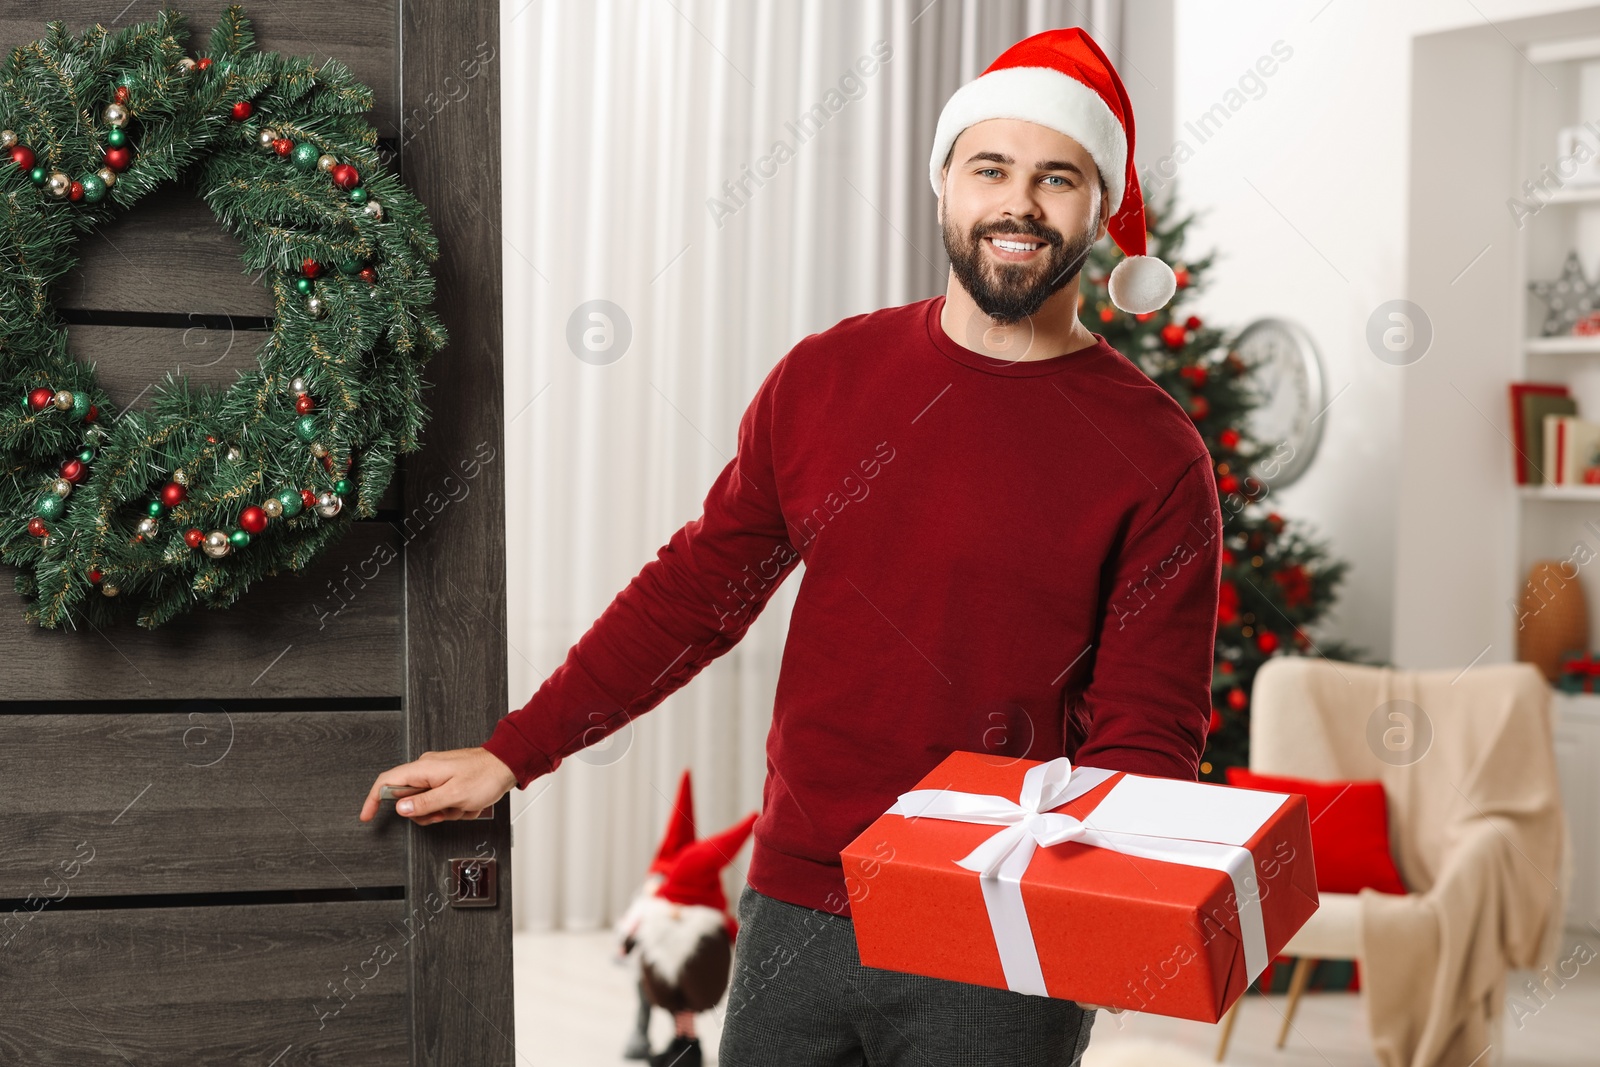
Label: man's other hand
xmin=359 ymin=747 xmax=519 ymax=825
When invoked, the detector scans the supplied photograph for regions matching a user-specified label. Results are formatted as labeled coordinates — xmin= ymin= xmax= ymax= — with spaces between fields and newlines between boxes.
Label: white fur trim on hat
xmin=929 ymin=65 xmax=1126 ymax=213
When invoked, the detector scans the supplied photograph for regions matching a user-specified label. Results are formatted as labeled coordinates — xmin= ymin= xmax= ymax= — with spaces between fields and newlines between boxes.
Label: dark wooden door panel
xmin=0 ymin=709 xmax=404 ymax=896
xmin=0 ymin=522 xmax=404 ymax=698
xmin=0 ymin=900 xmax=410 ymax=1065
xmin=0 ymin=1 xmax=400 ymax=134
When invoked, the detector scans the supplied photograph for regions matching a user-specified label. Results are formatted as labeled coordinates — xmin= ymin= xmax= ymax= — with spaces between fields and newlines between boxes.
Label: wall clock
xmin=1233 ymin=317 xmax=1327 ymax=490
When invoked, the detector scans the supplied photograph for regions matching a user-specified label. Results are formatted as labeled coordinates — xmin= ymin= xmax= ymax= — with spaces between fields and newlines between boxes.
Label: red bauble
xmin=184 ymin=528 xmax=205 ymax=549
xmin=1219 ymin=427 xmax=1240 ymax=449
xmin=10 ymin=145 xmax=34 ymax=171
xmin=87 ymin=404 xmax=98 ymax=422
xmin=60 ymin=459 xmax=85 ymax=483
xmin=1160 ymin=323 xmax=1188 ymax=350
xmin=1219 ymin=659 xmax=1235 ymax=675
xmin=295 ymin=393 xmax=316 ymax=414
xmin=1227 ymin=687 xmax=1248 ymax=711
xmin=1184 ymin=315 xmax=1203 ymax=330
xmin=160 ymin=481 xmax=186 ymax=507
xmin=1209 ymin=708 xmax=1224 ymax=734
xmin=1186 ymin=395 xmax=1210 ymax=421
xmin=1219 ymin=474 xmax=1239 ymax=494
xmin=1218 ymin=580 xmax=1239 ymax=624
xmin=88 ymin=567 xmax=103 ymax=583
xmin=197 ymin=57 xmax=213 ymax=71
xmin=273 ymin=138 xmax=293 ymax=156
xmin=28 ymin=387 xmax=53 ymax=410
xmin=239 ymin=505 xmax=269 ymax=534
xmin=68 ymin=180 xmax=84 ymax=202
xmin=1221 ymin=548 xmax=1235 ymax=565
xmin=1174 ymin=267 xmax=1191 ymax=288
xmin=300 ymin=489 xmax=317 ymax=508
xmin=103 ymin=146 xmax=131 ymax=171
xmin=1267 ymin=512 xmax=1285 ymax=530
xmin=114 ymin=86 xmax=130 ymax=104
xmin=302 ymin=257 xmax=321 ymax=278
xmin=359 ymin=267 xmax=377 ymax=284
xmin=1134 ymin=311 xmax=1155 ymax=323
xmin=331 ymin=163 xmax=360 ymax=190
xmin=28 ymin=518 xmax=47 ymax=537
xmin=1256 ymin=630 xmax=1279 ymax=654
xmin=1098 ymin=305 xmax=1115 ymax=323
xmin=230 ymin=100 xmax=253 ymax=121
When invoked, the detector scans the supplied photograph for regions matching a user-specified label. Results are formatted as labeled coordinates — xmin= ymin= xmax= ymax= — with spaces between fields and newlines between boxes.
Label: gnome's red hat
xmin=648 ymin=769 xmax=697 ymax=878
xmin=927 ymin=26 xmax=1176 ymax=315
xmin=656 ymin=811 xmax=758 ymax=914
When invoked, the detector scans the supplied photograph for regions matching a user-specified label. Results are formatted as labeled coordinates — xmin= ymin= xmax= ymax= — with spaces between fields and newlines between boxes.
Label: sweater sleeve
xmin=482 ymin=357 xmax=800 ymax=788
xmin=1072 ymin=452 xmax=1222 ymax=782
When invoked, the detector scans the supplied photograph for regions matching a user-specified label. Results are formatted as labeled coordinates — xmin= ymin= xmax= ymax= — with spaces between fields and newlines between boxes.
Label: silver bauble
xmin=362 ymin=199 xmax=384 ymax=221
xmin=0 ymin=129 xmax=16 ymax=148
xmin=225 ymin=446 xmax=242 ymax=462
xmin=317 ymin=154 xmax=337 ymax=172
xmin=102 ymin=103 xmax=129 ymax=128
xmin=172 ymin=468 xmax=188 ymax=486
xmin=177 ymin=57 xmax=197 ymax=73
xmin=52 ymin=389 xmax=73 ymax=410
xmin=257 ymin=128 xmax=279 ymax=149
xmin=101 ymin=582 xmax=119 ymax=597
xmin=202 ymin=531 xmax=231 ymax=558
xmin=290 ymin=375 xmax=308 ymax=394
xmin=46 ymin=172 xmax=70 ymax=198
xmin=96 ymin=166 xmax=116 ymax=188
xmin=309 ymin=441 xmax=329 ymax=457
xmin=136 ymin=516 xmax=158 ymax=537
xmin=306 ymin=295 xmax=326 ymax=319
xmin=261 ymin=496 xmax=284 ymax=518
xmin=51 ymin=478 xmax=71 ymax=497
xmin=315 ymin=492 xmax=343 ymax=518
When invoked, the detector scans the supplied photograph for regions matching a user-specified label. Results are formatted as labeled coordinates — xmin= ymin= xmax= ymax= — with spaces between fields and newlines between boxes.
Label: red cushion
xmin=1225 ymin=768 xmax=1408 ymax=895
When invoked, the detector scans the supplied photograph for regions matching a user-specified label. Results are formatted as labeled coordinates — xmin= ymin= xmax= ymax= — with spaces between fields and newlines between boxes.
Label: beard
xmin=942 ymin=213 xmax=1097 ymax=325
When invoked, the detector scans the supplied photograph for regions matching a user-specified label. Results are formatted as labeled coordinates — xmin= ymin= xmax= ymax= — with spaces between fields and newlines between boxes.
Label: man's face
xmin=939 ymin=118 xmax=1108 ymax=325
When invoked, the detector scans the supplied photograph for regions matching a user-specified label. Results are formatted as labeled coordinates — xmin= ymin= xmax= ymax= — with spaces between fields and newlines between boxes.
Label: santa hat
xmin=648 ymin=769 xmax=697 ymax=878
xmin=927 ymin=26 xmax=1176 ymax=315
xmin=656 ymin=810 xmax=758 ymax=915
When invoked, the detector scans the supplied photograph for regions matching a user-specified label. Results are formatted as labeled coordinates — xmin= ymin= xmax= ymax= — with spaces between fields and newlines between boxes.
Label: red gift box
xmin=839 ymin=751 xmax=1319 ymax=1022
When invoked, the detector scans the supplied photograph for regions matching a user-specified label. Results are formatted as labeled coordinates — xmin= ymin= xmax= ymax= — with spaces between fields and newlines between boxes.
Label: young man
xmin=361 ymin=27 xmax=1221 ymax=1067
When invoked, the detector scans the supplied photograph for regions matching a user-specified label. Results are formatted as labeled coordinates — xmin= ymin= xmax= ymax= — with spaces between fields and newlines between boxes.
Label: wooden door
xmin=0 ymin=2 xmax=512 ymax=1063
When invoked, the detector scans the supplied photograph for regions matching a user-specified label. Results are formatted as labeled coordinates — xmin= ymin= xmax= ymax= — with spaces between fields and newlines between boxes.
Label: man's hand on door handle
xmin=360 ymin=747 xmax=519 ymax=826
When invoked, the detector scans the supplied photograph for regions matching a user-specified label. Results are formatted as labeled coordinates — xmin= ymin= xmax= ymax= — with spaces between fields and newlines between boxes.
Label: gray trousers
xmin=718 ymin=883 xmax=1096 ymax=1066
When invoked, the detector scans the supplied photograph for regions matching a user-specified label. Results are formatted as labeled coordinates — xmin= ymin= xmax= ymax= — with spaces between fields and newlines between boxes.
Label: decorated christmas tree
xmin=1081 ymin=182 xmax=1371 ymax=781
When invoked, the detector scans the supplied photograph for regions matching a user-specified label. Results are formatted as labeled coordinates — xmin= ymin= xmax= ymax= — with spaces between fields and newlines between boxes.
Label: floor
xmin=512 ymin=926 xmax=1600 ymax=1066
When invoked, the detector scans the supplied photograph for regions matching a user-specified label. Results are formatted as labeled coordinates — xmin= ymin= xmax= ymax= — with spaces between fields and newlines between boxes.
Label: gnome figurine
xmin=616 ymin=769 xmax=757 ymax=1067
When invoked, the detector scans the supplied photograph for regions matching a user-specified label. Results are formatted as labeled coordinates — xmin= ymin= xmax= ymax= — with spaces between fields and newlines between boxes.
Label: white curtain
xmin=501 ymin=0 xmax=1125 ymax=932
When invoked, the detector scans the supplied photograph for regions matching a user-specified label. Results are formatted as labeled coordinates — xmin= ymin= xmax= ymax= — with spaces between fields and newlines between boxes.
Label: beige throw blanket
xmin=1251 ymin=658 xmax=1569 ymax=1067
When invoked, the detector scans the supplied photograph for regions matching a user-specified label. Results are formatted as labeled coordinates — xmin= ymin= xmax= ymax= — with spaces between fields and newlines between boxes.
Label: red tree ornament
xmin=295 ymin=394 xmax=315 ymax=414
xmin=1186 ymin=394 xmax=1210 ymax=421
xmin=68 ymin=181 xmax=84 ymax=202
xmin=88 ymin=567 xmax=103 ymax=583
xmin=60 ymin=459 xmax=85 ymax=483
xmin=1160 ymin=323 xmax=1188 ymax=350
xmin=103 ymin=146 xmax=131 ymax=171
xmin=300 ymin=489 xmax=317 ymax=508
xmin=10 ymin=145 xmax=35 ymax=171
xmin=301 ymin=257 xmax=320 ymax=278
xmin=28 ymin=387 xmax=53 ymax=410
xmin=240 ymin=506 xmax=268 ymax=534
xmin=1227 ymin=687 xmax=1248 ymax=711
xmin=231 ymin=100 xmax=253 ymax=121
xmin=359 ymin=267 xmax=377 ymax=284
xmin=184 ymin=528 xmax=205 ymax=549
xmin=160 ymin=482 xmax=186 ymax=508
xmin=273 ymin=138 xmax=293 ymax=156
xmin=197 ymin=57 xmax=213 ymax=71
xmin=1256 ymin=630 xmax=1279 ymax=654
xmin=28 ymin=518 xmax=47 ymax=537
xmin=114 ymin=86 xmax=130 ymax=105
xmin=331 ymin=163 xmax=360 ymax=190
xmin=1219 ymin=427 xmax=1240 ymax=449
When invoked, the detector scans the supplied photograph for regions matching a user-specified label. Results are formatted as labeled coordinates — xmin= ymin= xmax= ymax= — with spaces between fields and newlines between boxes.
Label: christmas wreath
xmin=0 ymin=6 xmax=446 ymax=630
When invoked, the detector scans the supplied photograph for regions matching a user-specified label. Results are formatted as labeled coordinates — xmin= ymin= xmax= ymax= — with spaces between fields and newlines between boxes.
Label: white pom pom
xmin=1107 ymin=255 xmax=1177 ymax=315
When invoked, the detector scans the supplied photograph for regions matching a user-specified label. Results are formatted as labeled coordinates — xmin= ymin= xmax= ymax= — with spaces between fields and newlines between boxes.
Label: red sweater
xmin=482 ymin=294 xmax=1223 ymax=920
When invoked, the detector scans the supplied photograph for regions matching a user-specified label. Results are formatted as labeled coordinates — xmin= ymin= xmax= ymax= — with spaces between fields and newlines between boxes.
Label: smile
xmin=985 ymin=235 xmax=1046 ymax=260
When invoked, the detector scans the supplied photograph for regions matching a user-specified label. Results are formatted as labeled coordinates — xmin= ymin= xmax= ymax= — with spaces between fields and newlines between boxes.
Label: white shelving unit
xmin=1516 ymin=39 xmax=1600 ymax=933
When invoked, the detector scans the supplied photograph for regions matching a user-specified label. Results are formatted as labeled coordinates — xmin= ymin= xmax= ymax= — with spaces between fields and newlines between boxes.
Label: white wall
xmin=1161 ymin=0 xmax=1600 ymax=667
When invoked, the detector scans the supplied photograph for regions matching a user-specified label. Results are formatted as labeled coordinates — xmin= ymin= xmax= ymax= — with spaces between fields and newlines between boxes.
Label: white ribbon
xmin=886 ymin=757 xmax=1269 ymax=999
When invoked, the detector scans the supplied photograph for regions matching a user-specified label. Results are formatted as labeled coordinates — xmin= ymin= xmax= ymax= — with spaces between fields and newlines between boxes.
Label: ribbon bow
xmin=887 ymin=757 xmax=1270 ymax=999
